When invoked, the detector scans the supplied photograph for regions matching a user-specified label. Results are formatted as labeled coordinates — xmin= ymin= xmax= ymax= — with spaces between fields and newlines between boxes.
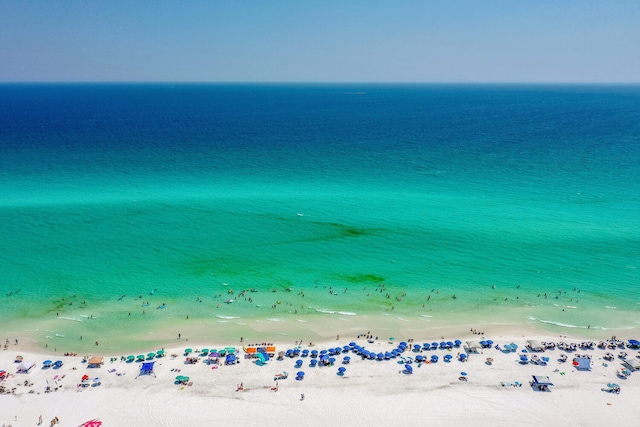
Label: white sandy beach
xmin=1 ymin=332 xmax=638 ymax=427
xmin=0 ymin=334 xmax=640 ymax=426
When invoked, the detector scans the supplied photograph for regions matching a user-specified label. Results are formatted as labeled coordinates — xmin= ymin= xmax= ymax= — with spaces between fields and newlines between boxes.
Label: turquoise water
xmin=1 ymin=84 xmax=639 ymax=350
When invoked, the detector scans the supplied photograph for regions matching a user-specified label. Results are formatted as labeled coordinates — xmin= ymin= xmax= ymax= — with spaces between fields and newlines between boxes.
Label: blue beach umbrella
xmin=405 ymin=364 xmax=413 ymax=374
xmin=454 ymin=340 xmax=462 ymax=347
xmin=460 ymin=372 xmax=467 ymax=376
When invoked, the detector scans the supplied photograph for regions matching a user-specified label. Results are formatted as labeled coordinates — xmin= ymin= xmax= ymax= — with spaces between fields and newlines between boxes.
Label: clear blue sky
xmin=1 ymin=0 xmax=639 ymax=82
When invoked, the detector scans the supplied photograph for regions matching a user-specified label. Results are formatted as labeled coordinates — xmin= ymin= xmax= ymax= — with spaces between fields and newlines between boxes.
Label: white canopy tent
xmin=16 ymin=361 xmax=35 ymax=373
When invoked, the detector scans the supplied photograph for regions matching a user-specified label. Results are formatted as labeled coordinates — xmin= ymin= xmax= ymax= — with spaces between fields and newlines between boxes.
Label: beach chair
xmin=601 ymin=384 xmax=620 ymax=394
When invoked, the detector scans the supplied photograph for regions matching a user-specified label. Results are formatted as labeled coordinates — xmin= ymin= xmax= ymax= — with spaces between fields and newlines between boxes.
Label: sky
xmin=1 ymin=0 xmax=639 ymax=83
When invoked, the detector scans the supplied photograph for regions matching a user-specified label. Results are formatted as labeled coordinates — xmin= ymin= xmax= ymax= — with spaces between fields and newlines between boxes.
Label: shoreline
xmin=5 ymin=311 xmax=638 ymax=357
xmin=4 ymin=277 xmax=638 ymax=356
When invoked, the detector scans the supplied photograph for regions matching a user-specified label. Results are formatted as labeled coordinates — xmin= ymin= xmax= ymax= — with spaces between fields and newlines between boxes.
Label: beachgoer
xmin=301 ymin=393 xmax=305 ymax=401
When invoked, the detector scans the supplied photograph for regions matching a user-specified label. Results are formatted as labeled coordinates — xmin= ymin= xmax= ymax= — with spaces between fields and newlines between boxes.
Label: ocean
xmin=1 ymin=83 xmax=639 ymax=351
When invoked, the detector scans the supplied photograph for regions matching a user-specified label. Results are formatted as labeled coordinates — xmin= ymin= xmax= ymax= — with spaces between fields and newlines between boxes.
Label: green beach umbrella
xmin=201 ymin=349 xmax=209 ymax=355
xmin=147 ymin=352 xmax=155 ymax=359
xmin=126 ymin=355 xmax=135 ymax=361
xmin=156 ymin=350 xmax=165 ymax=356
xmin=226 ymin=347 xmax=236 ymax=354
xmin=136 ymin=354 xmax=145 ymax=361
xmin=184 ymin=348 xmax=192 ymax=354
xmin=219 ymin=349 xmax=226 ymax=356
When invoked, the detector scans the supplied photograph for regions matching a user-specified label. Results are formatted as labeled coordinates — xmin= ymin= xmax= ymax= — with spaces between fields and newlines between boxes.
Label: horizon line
xmin=1 ymin=81 xmax=640 ymax=85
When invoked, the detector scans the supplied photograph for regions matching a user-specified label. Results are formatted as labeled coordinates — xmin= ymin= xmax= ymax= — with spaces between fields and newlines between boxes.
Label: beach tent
xmin=622 ymin=358 xmax=640 ymax=371
xmin=527 ymin=340 xmax=545 ymax=352
xmin=530 ymin=375 xmax=553 ymax=391
xmin=16 ymin=361 xmax=35 ymax=373
xmin=88 ymin=357 xmax=104 ymax=368
xmin=573 ymin=357 xmax=591 ymax=371
xmin=137 ymin=362 xmax=156 ymax=378
xmin=256 ymin=352 xmax=268 ymax=365
xmin=465 ymin=341 xmax=481 ymax=354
